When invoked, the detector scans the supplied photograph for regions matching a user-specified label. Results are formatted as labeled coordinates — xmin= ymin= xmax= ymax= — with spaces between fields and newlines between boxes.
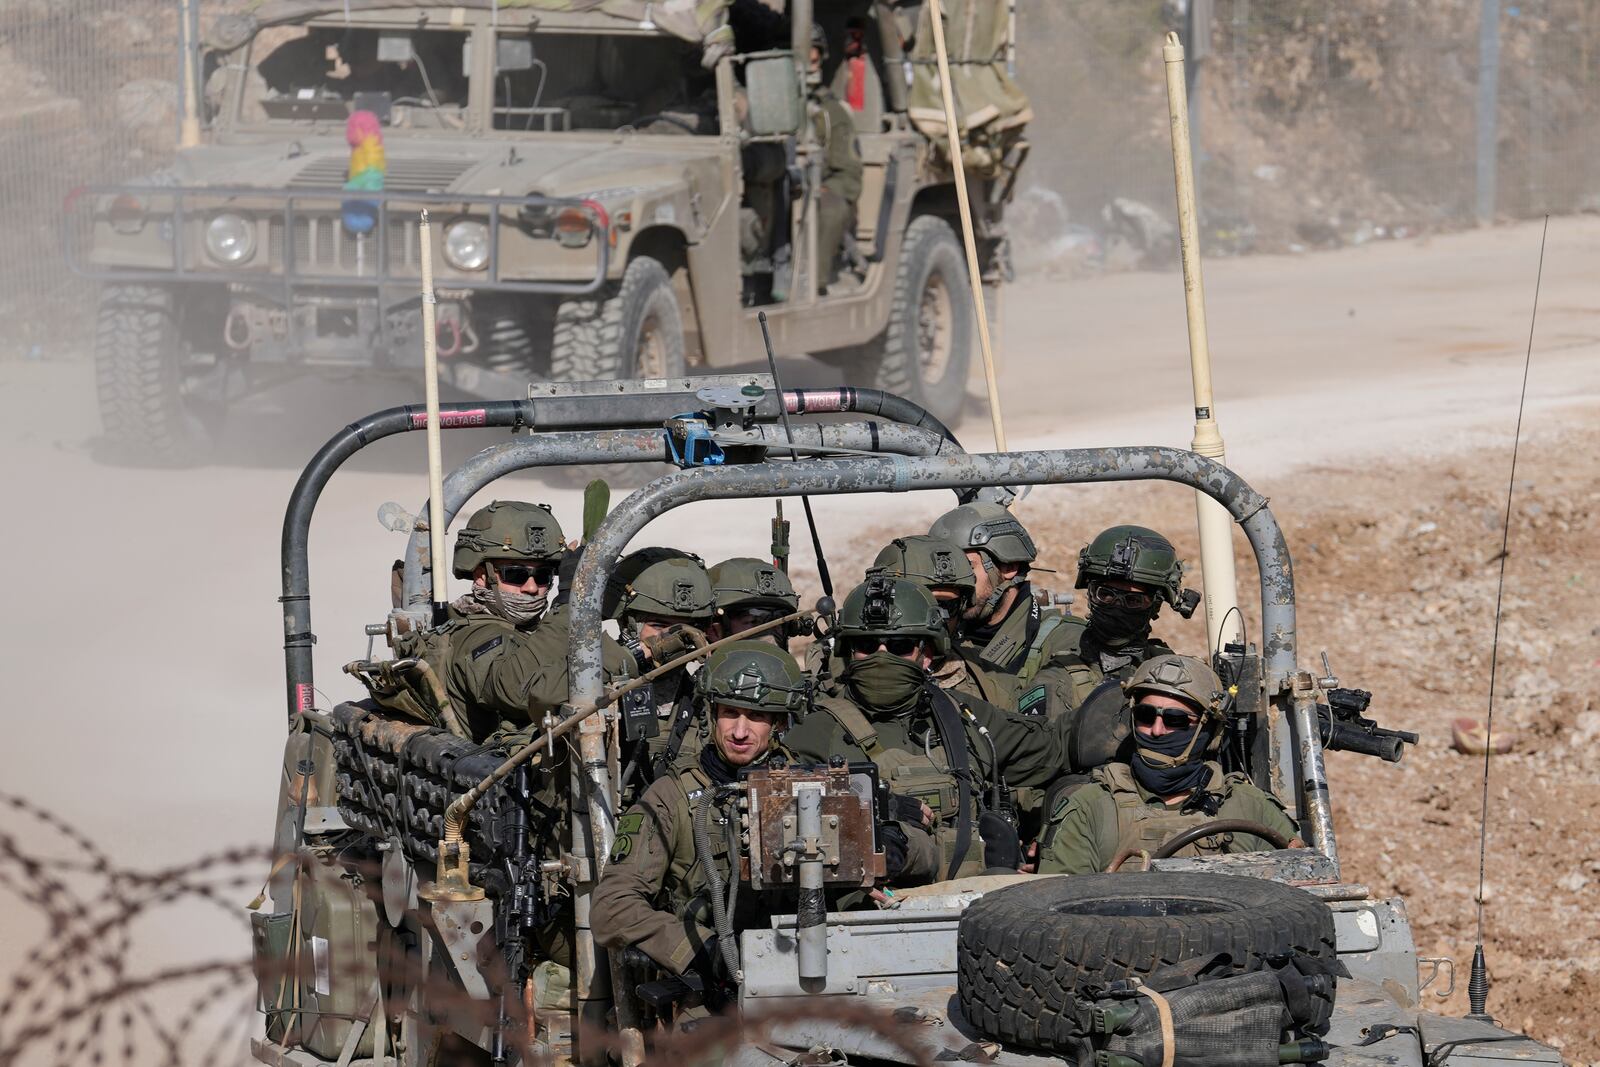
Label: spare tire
xmin=957 ymin=872 xmax=1335 ymax=1053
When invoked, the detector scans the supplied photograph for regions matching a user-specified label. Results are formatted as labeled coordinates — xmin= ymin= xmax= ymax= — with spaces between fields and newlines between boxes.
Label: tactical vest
xmin=665 ymin=750 xmax=781 ymax=936
xmin=1095 ymin=762 xmax=1247 ymax=867
xmin=351 ymin=618 xmax=474 ymax=737
xmin=813 ymin=694 xmax=985 ymax=880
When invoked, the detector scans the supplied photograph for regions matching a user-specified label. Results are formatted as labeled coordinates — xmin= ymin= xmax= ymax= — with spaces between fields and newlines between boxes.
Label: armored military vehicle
xmin=249 ymin=374 xmax=1562 ymax=1067
xmin=69 ymin=0 xmax=1029 ymax=461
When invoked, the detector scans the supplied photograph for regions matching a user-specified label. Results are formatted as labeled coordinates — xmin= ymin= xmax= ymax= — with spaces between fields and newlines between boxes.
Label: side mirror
xmin=496 ymin=36 xmax=535 ymax=73
xmin=745 ymin=52 xmax=802 ymax=136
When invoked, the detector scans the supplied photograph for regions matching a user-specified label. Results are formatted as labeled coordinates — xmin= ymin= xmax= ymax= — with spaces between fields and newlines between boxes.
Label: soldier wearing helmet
xmin=604 ymin=547 xmax=717 ymax=785
xmin=1055 ymin=525 xmax=1199 ymax=710
xmin=868 ymin=534 xmax=1003 ymax=701
xmin=402 ymin=500 xmax=631 ymax=740
xmin=927 ymin=502 xmax=1085 ymax=716
xmin=706 ymin=557 xmax=801 ymax=647
xmin=593 ymin=641 xmax=809 ymax=999
xmin=783 ymin=574 xmax=1084 ymax=882
xmin=1038 ymin=654 xmax=1302 ymax=875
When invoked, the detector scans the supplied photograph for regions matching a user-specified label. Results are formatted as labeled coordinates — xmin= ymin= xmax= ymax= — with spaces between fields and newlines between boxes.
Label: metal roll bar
xmin=396 ymin=420 xmax=957 ymax=609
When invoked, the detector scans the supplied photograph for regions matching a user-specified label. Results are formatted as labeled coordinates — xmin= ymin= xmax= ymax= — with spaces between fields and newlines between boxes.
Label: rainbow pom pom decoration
xmin=342 ymin=110 xmax=385 ymax=235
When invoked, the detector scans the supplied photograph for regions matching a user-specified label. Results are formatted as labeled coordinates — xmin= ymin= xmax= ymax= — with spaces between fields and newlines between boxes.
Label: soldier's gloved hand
xmin=878 ymin=820 xmax=912 ymax=880
xmin=887 ymin=792 xmax=934 ymax=831
xmin=979 ymin=810 xmax=1023 ymax=873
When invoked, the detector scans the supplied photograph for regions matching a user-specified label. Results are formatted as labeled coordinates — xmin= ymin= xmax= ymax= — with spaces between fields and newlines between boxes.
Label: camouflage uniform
xmin=781 ymin=576 xmax=1078 ymax=882
xmin=397 ymin=501 xmax=630 ymax=740
xmin=814 ymin=82 xmax=863 ymax=287
xmin=1038 ymin=654 xmax=1299 ymax=874
xmin=1037 ymin=762 xmax=1298 ymax=875
xmin=1053 ymin=525 xmax=1200 ymax=710
xmin=928 ymin=502 xmax=1086 ymax=718
xmin=603 ymin=548 xmax=716 ymax=785
xmin=592 ymin=642 xmax=808 ymax=983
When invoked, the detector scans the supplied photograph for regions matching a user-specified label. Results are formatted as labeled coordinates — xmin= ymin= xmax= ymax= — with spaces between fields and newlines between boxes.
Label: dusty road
xmin=1 ymin=215 xmax=1597 ymax=1062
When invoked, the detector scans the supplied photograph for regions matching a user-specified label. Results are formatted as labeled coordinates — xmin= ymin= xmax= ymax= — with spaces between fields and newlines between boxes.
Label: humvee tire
xmin=551 ymin=256 xmax=686 ymax=382
xmin=854 ymin=215 xmax=973 ymax=425
xmin=956 ymin=872 xmax=1335 ymax=1053
xmin=94 ymin=284 xmax=214 ymax=464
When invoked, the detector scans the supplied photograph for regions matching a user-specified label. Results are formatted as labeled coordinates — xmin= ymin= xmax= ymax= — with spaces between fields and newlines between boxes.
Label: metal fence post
xmin=1476 ymin=0 xmax=1501 ymax=223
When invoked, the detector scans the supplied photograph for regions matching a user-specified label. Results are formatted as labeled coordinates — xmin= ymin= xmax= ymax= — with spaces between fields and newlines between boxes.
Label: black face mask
xmin=1087 ymin=603 xmax=1155 ymax=649
xmin=842 ymin=652 xmax=926 ymax=717
xmin=699 ymin=742 xmax=752 ymax=787
xmin=1131 ymin=723 xmax=1214 ymax=797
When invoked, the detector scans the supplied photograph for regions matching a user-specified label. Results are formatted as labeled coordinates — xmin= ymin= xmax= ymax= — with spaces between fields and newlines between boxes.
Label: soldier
xmin=1038 ymin=655 xmax=1303 ymax=875
xmin=706 ymin=556 xmax=800 ymax=646
xmin=592 ymin=641 xmax=850 ymax=1003
xmin=1056 ymin=525 xmax=1199 ymax=709
xmin=408 ymin=500 xmax=629 ymax=740
xmin=927 ymin=502 xmax=1083 ymax=716
xmin=782 ymin=575 xmax=1082 ymax=882
xmin=869 ymin=535 xmax=996 ymax=700
xmin=604 ymin=547 xmax=716 ymax=783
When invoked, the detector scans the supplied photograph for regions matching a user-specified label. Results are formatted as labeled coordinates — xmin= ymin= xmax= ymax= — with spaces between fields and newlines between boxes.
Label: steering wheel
xmin=624 ymin=113 xmax=701 ymax=135
xmin=1151 ymin=818 xmax=1296 ymax=859
xmin=1107 ymin=818 xmax=1296 ymax=872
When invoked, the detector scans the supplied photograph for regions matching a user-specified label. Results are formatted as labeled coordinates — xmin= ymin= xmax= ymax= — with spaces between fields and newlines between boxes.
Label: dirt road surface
xmin=2 ymin=216 xmax=1597 ymax=1063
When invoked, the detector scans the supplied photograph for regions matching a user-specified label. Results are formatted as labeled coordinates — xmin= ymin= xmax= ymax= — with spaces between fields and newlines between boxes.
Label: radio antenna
xmin=1468 ymin=214 xmax=1547 ymax=1022
xmin=758 ymin=311 xmax=833 ymax=597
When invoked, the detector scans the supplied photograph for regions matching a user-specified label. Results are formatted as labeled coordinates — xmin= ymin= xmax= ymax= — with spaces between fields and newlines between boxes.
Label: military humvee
xmin=68 ymin=0 xmax=1029 ymax=461
xmin=251 ymin=375 xmax=1563 ymax=1067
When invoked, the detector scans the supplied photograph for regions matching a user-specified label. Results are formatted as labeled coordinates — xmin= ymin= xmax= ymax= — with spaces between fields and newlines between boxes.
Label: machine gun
xmin=1317 ymin=687 xmax=1418 ymax=764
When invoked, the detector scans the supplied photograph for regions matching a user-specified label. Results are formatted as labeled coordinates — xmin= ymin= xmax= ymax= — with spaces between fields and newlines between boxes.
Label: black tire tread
xmin=94 ymin=284 xmax=200 ymax=464
xmin=871 ymin=214 xmax=972 ymax=423
xmin=956 ymin=872 xmax=1336 ymax=1053
xmin=550 ymin=257 xmax=684 ymax=382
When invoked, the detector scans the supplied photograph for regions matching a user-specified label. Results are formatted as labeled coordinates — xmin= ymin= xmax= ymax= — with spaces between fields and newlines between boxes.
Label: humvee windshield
xmin=238 ymin=24 xmax=716 ymax=135
xmin=490 ymin=30 xmax=716 ymax=134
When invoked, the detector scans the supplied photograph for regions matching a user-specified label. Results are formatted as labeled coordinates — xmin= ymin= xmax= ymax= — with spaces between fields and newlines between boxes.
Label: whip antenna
xmin=1468 ymin=214 xmax=1548 ymax=1022
xmin=758 ymin=311 xmax=833 ymax=597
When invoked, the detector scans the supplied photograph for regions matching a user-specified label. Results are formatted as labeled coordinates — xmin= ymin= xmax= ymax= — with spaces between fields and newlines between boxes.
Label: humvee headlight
xmin=443 ymin=219 xmax=490 ymax=271
xmin=553 ymin=207 xmax=594 ymax=249
xmin=204 ymin=213 xmax=255 ymax=265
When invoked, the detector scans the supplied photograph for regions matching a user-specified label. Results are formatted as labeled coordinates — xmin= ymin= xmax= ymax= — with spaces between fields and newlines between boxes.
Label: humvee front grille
xmin=267 ymin=215 xmax=421 ymax=275
xmin=289 ymin=155 xmax=476 ymax=192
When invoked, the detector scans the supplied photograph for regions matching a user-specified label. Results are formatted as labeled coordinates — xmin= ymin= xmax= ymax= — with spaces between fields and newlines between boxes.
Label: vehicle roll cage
xmin=274 ymin=378 xmax=1337 ymax=1039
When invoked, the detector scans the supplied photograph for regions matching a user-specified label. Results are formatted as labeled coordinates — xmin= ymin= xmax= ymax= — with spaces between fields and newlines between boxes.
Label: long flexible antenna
xmin=757 ymin=311 xmax=833 ymax=597
xmin=1468 ymin=214 xmax=1548 ymax=1023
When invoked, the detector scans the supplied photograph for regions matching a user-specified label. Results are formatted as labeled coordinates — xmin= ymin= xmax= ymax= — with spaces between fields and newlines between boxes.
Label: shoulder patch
xmin=471 ymin=635 xmax=504 ymax=660
xmin=609 ymin=812 xmax=646 ymax=863
xmin=1017 ymin=684 xmax=1048 ymax=717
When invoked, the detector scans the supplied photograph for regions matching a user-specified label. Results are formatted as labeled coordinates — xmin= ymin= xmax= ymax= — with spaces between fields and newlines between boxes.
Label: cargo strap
xmin=1134 ymin=980 xmax=1175 ymax=1067
xmin=925 ymin=687 xmax=975 ymax=880
xmin=822 ymin=698 xmax=882 ymax=759
xmin=1016 ymin=613 xmax=1067 ymax=686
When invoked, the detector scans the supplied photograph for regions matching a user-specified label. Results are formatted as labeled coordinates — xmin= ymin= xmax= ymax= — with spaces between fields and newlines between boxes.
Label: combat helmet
xmin=872 ymin=535 xmax=977 ymax=616
xmin=928 ymin=502 xmax=1038 ymax=566
xmin=451 ymin=501 xmax=565 ymax=580
xmin=604 ymin=547 xmax=715 ymax=623
xmin=836 ymin=573 xmax=949 ymax=656
xmin=697 ymin=640 xmax=810 ymax=719
xmin=1075 ymin=525 xmax=1195 ymax=615
xmin=1124 ymin=654 xmax=1227 ymax=720
xmin=709 ymin=557 xmax=800 ymax=617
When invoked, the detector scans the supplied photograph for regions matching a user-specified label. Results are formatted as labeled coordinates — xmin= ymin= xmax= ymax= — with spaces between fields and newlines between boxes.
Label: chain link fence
xmin=0 ymin=0 xmax=1596 ymax=350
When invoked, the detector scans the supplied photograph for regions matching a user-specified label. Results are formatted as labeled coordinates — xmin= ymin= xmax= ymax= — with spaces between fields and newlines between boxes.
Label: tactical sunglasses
xmin=1089 ymin=583 xmax=1158 ymax=611
xmin=844 ymin=636 xmax=924 ymax=658
xmin=1131 ymin=703 xmax=1201 ymax=730
xmin=496 ymin=563 xmax=556 ymax=587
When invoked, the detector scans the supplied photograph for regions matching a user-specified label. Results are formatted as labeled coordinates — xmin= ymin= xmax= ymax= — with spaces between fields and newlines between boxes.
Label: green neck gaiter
xmin=843 ymin=652 xmax=927 ymax=717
